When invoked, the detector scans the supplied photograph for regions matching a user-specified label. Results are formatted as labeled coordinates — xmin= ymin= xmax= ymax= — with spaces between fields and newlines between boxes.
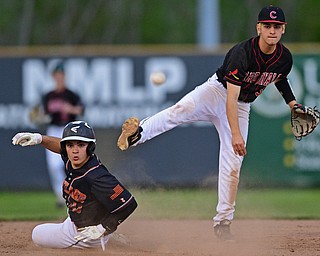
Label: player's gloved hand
xmin=74 ymin=224 xmax=106 ymax=242
xmin=291 ymin=103 xmax=320 ymax=140
xmin=12 ymin=133 xmax=42 ymax=146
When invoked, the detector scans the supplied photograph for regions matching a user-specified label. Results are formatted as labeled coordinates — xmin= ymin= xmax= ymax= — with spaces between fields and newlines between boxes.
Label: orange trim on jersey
xmin=70 ymin=163 xmax=101 ymax=186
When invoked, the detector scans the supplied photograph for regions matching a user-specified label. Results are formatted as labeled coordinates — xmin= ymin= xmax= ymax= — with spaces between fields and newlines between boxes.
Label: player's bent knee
xmin=32 ymin=225 xmax=45 ymax=246
xmin=31 ymin=224 xmax=56 ymax=248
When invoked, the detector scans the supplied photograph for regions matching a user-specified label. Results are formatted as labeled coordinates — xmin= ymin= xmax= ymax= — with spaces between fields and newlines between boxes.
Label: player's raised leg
xmin=117 ymin=82 xmax=222 ymax=151
xmin=117 ymin=92 xmax=195 ymax=151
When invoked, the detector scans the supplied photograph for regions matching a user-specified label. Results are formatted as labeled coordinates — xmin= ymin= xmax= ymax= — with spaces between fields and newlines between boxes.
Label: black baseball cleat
xmin=117 ymin=117 xmax=142 ymax=151
xmin=213 ymin=220 xmax=235 ymax=241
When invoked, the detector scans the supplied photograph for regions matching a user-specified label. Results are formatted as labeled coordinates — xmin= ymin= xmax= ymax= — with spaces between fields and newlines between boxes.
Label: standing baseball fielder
xmin=12 ymin=121 xmax=137 ymax=250
xmin=42 ymin=62 xmax=84 ymax=207
xmin=118 ymin=6 xmax=301 ymax=240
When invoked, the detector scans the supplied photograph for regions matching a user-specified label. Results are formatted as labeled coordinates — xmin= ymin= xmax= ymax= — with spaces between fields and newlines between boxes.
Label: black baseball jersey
xmin=62 ymin=154 xmax=135 ymax=228
xmin=43 ymin=88 xmax=84 ymax=126
xmin=216 ymin=36 xmax=295 ymax=104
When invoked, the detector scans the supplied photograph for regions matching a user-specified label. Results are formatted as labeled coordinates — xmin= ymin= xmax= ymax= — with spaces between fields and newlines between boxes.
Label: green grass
xmin=0 ymin=191 xmax=66 ymax=221
xmin=236 ymin=188 xmax=320 ymax=219
xmin=1 ymin=188 xmax=320 ymax=221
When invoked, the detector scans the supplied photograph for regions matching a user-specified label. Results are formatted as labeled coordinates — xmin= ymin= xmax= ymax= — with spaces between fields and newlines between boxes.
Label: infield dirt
xmin=1 ymin=219 xmax=320 ymax=256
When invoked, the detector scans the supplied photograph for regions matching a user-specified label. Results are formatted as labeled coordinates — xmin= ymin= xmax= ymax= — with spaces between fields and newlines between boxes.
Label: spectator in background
xmin=42 ymin=62 xmax=84 ymax=207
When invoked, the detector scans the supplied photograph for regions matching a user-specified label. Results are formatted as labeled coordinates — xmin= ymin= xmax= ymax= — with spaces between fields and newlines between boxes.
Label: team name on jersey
xmin=243 ymin=71 xmax=282 ymax=86
xmin=63 ymin=180 xmax=87 ymax=213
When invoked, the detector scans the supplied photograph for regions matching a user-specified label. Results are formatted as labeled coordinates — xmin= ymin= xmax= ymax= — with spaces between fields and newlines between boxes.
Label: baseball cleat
xmin=213 ymin=220 xmax=234 ymax=241
xmin=117 ymin=117 xmax=142 ymax=150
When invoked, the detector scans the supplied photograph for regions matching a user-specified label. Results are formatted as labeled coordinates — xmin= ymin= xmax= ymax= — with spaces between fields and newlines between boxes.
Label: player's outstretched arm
xmin=12 ymin=133 xmax=61 ymax=153
xmin=41 ymin=135 xmax=61 ymax=153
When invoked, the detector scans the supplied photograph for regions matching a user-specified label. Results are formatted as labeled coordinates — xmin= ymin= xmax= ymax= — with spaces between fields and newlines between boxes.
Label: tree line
xmin=1 ymin=0 xmax=319 ymax=46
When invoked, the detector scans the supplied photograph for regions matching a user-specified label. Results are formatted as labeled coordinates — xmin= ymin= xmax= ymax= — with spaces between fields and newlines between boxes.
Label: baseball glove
xmin=29 ymin=104 xmax=51 ymax=126
xmin=291 ymin=103 xmax=320 ymax=140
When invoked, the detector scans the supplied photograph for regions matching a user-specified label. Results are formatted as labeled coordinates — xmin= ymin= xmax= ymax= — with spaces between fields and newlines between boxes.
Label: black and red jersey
xmin=216 ymin=36 xmax=295 ymax=103
xmin=43 ymin=88 xmax=84 ymax=126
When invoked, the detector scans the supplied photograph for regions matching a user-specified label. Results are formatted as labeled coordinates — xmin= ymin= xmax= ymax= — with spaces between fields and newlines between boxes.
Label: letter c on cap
xmin=270 ymin=11 xmax=277 ymax=19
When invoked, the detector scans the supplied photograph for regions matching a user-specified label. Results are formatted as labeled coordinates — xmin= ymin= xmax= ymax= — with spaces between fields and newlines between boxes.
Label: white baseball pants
xmin=134 ymin=74 xmax=251 ymax=225
xmin=32 ymin=217 xmax=110 ymax=249
xmin=45 ymin=125 xmax=66 ymax=204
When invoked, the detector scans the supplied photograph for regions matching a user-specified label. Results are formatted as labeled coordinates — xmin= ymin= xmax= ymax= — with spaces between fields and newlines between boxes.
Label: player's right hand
xmin=231 ymin=133 xmax=246 ymax=156
xmin=75 ymin=224 xmax=106 ymax=242
xmin=12 ymin=132 xmax=42 ymax=146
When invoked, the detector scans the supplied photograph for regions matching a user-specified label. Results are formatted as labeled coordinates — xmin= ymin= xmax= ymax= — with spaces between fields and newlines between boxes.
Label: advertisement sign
xmin=243 ymin=55 xmax=320 ymax=187
xmin=1 ymin=54 xmax=223 ymax=189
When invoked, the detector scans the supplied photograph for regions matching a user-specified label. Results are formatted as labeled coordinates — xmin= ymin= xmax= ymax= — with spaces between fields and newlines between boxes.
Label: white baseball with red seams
xmin=150 ymin=72 xmax=166 ymax=85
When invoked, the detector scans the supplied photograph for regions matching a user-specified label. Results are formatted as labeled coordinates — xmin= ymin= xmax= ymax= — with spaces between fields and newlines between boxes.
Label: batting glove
xmin=12 ymin=132 xmax=42 ymax=146
xmin=74 ymin=224 xmax=106 ymax=242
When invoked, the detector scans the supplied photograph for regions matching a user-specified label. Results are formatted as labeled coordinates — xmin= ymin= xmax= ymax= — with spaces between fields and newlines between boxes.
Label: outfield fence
xmin=2 ymin=45 xmax=320 ymax=190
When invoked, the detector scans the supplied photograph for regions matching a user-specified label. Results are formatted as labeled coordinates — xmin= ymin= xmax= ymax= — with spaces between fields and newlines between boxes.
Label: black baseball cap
xmin=257 ymin=5 xmax=286 ymax=24
xmin=52 ymin=62 xmax=65 ymax=73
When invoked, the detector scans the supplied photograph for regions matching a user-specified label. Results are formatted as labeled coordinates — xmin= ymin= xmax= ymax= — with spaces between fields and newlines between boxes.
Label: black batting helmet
xmin=60 ymin=121 xmax=96 ymax=157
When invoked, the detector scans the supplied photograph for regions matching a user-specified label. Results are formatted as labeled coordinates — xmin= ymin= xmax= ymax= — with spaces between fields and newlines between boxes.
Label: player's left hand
xmin=291 ymin=103 xmax=320 ymax=140
xmin=75 ymin=224 xmax=106 ymax=242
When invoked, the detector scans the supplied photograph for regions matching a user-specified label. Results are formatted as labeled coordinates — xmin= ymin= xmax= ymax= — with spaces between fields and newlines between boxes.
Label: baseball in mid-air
xmin=150 ymin=72 xmax=166 ymax=85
